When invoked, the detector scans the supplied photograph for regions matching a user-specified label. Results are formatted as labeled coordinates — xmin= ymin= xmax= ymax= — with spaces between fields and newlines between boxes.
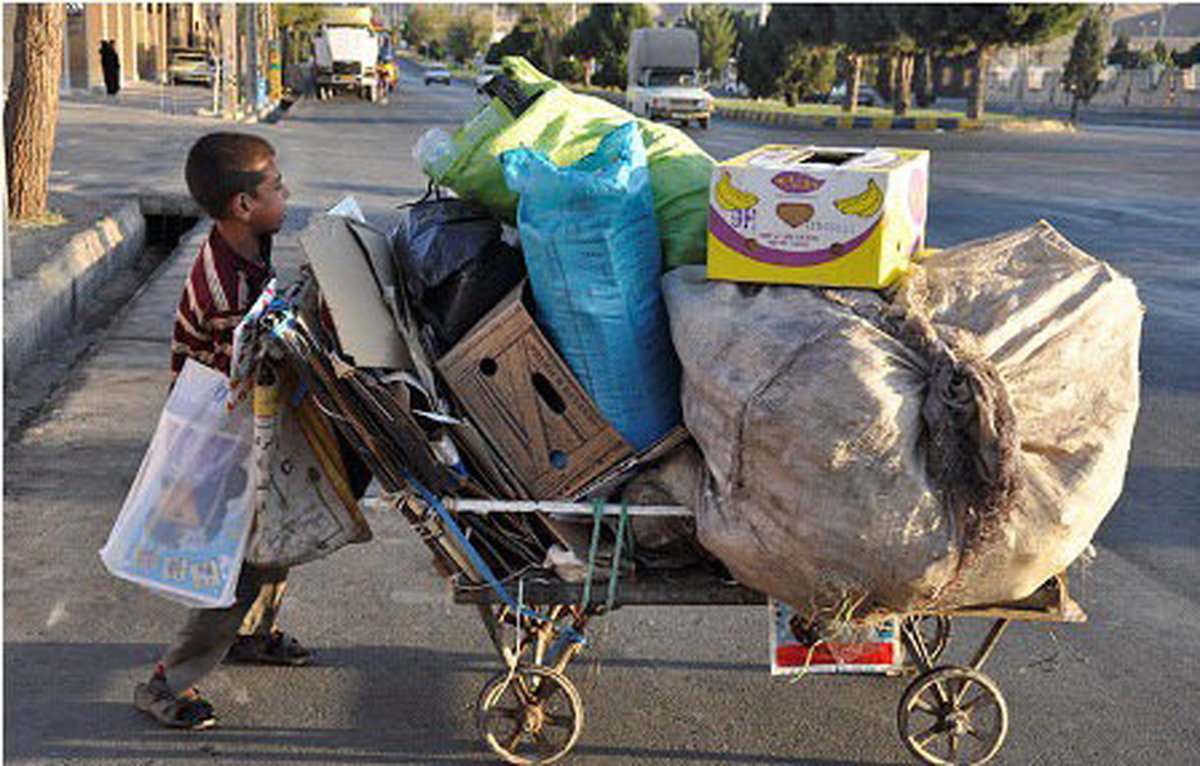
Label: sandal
xmin=134 ymin=674 xmax=217 ymax=730
xmin=224 ymin=631 xmax=313 ymax=666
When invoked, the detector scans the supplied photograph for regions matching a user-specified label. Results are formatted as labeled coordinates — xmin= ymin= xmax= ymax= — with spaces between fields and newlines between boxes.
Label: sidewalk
xmin=4 ymin=85 xmax=303 ymax=436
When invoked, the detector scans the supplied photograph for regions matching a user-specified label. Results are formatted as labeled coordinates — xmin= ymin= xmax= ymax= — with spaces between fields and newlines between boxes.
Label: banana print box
xmin=706 ymin=145 xmax=929 ymax=289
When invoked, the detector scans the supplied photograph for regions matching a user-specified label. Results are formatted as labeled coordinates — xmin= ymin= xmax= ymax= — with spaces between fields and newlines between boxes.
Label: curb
xmin=3 ymin=194 xmax=201 ymax=384
xmin=712 ymin=106 xmax=1076 ymax=134
xmin=566 ymin=87 xmax=1074 ymax=133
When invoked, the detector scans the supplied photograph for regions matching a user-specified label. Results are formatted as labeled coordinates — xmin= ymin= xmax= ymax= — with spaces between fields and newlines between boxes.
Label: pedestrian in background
xmin=100 ymin=40 xmax=120 ymax=95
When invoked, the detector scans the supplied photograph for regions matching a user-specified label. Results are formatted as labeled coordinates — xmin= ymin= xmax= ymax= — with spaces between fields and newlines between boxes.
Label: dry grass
xmin=8 ymin=211 xmax=69 ymax=230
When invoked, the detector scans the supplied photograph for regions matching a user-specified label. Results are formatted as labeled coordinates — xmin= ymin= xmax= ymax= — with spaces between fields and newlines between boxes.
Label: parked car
xmin=424 ymin=64 xmax=452 ymax=86
xmin=475 ymin=63 xmax=502 ymax=89
xmin=826 ymin=83 xmax=886 ymax=107
xmin=168 ymin=49 xmax=215 ymax=87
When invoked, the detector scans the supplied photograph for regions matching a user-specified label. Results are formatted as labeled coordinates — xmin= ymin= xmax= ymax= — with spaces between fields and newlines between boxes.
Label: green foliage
xmin=779 ymin=46 xmax=839 ymax=105
xmin=563 ymin=4 xmax=651 ymax=87
xmin=1171 ymin=42 xmax=1200 ymax=69
xmin=682 ymin=4 xmax=738 ymax=80
xmin=732 ymin=9 xmax=777 ymax=98
xmin=446 ymin=12 xmax=493 ymax=64
xmin=943 ymin=4 xmax=1086 ymax=118
xmin=1062 ymin=10 xmax=1107 ymax=118
xmin=944 ymin=4 xmax=1086 ymax=50
xmin=553 ymin=58 xmax=585 ymax=83
xmin=278 ymin=4 xmax=325 ymax=65
xmin=405 ymin=5 xmax=451 ymax=47
xmin=278 ymin=4 xmax=324 ymax=33
xmin=1108 ymin=33 xmax=1132 ymax=66
xmin=490 ymin=12 xmax=543 ymax=70
xmin=1152 ymin=40 xmax=1170 ymax=65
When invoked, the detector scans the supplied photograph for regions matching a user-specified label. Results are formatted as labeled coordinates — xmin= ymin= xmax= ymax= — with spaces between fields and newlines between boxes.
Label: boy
xmin=135 ymin=132 xmax=307 ymax=730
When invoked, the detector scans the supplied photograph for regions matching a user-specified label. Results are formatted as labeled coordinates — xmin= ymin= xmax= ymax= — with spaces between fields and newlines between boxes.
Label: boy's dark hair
xmin=185 ymin=132 xmax=276 ymax=219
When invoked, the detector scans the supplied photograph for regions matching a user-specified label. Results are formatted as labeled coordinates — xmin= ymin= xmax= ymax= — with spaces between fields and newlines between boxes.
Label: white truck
xmin=626 ymin=27 xmax=714 ymax=129
xmin=313 ymin=6 xmax=381 ymax=101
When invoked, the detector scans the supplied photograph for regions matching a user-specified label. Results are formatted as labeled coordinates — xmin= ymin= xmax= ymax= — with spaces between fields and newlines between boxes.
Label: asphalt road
xmin=4 ymin=67 xmax=1197 ymax=765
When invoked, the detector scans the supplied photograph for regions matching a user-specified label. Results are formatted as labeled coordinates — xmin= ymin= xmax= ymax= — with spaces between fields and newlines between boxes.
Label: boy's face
xmin=233 ymin=156 xmax=289 ymax=236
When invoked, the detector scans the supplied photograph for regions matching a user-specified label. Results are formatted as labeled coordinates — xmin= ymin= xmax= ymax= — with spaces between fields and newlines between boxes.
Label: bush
xmin=553 ymin=58 xmax=585 ymax=83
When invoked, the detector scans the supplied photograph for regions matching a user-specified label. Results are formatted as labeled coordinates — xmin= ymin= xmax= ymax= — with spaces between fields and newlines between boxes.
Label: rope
xmin=580 ymin=498 xmax=605 ymax=608
xmin=604 ymin=500 xmax=631 ymax=613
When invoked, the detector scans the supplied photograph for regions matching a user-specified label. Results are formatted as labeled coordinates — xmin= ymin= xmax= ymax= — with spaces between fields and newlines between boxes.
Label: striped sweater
xmin=170 ymin=226 xmax=274 ymax=380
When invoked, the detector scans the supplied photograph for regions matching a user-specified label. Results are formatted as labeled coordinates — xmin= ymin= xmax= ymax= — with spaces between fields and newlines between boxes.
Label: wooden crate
xmin=437 ymin=284 xmax=632 ymax=499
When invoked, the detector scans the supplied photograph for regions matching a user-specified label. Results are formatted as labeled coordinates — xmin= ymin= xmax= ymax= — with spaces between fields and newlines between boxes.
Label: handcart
xmin=255 ymin=242 xmax=1087 ymax=766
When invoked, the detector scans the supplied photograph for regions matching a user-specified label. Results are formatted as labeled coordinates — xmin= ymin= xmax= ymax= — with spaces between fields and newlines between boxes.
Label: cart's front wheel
xmin=478 ymin=665 xmax=584 ymax=765
xmin=898 ymin=665 xmax=1008 ymax=766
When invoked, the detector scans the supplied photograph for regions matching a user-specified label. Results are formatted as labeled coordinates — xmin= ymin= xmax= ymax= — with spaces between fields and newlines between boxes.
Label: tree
xmin=683 ymin=4 xmax=738 ymax=82
xmin=446 ymin=11 xmax=493 ymax=64
xmin=278 ymin=4 xmax=324 ymax=65
xmin=490 ymin=12 xmax=543 ymax=70
xmin=830 ymin=5 xmax=897 ymax=113
xmin=946 ymin=4 xmax=1086 ymax=119
xmin=1062 ymin=10 xmax=1107 ymax=123
xmin=756 ymin=5 xmax=839 ymax=106
xmin=5 ymin=3 xmax=65 ymax=221
xmin=732 ymin=9 xmax=777 ymax=98
xmin=1152 ymin=39 xmax=1170 ymax=65
xmin=405 ymin=5 xmax=451 ymax=52
xmin=527 ymin=4 xmax=575 ymax=76
xmin=564 ymin=4 xmax=651 ymax=88
xmin=1108 ymin=32 xmax=1132 ymax=67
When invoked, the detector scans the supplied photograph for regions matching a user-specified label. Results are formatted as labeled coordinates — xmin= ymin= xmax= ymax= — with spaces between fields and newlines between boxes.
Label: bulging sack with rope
xmin=664 ymin=222 xmax=1142 ymax=617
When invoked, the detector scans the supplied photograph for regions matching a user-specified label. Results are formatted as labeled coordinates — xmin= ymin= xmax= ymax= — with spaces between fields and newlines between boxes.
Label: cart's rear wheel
xmin=478 ymin=665 xmax=584 ymax=765
xmin=898 ymin=665 xmax=1008 ymax=766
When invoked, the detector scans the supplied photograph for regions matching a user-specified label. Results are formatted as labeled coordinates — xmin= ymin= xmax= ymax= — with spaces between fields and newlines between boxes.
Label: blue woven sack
xmin=500 ymin=122 xmax=680 ymax=451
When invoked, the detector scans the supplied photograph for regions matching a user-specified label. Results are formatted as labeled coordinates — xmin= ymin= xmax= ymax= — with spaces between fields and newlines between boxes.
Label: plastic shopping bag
xmin=100 ymin=359 xmax=255 ymax=608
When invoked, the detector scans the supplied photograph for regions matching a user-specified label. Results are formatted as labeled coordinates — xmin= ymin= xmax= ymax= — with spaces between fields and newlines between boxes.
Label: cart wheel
xmin=905 ymin=615 xmax=951 ymax=667
xmin=478 ymin=665 xmax=584 ymax=765
xmin=898 ymin=665 xmax=1008 ymax=766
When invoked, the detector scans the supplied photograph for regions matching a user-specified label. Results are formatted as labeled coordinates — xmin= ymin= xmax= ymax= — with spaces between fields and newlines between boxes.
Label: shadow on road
xmin=5 ymin=641 xmax=848 ymax=764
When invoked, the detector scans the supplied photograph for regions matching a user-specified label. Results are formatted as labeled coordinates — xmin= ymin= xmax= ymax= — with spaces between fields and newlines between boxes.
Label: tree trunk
xmin=5 ymin=4 xmax=66 ymax=221
xmin=967 ymin=46 xmax=991 ymax=120
xmin=844 ymin=54 xmax=862 ymax=113
xmin=894 ymin=53 xmax=915 ymax=116
xmin=916 ymin=51 xmax=934 ymax=108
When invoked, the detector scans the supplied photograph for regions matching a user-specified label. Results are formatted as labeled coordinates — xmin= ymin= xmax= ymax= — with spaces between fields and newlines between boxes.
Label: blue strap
xmin=404 ymin=474 xmax=585 ymax=645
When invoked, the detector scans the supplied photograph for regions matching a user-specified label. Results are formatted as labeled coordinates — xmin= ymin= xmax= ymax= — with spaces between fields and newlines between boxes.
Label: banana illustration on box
xmin=834 ymin=179 xmax=884 ymax=218
xmin=715 ymin=171 xmax=759 ymax=211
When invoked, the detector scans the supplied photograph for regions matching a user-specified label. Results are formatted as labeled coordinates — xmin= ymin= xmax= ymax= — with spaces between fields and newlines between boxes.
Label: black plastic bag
xmin=392 ymin=190 xmax=525 ymax=354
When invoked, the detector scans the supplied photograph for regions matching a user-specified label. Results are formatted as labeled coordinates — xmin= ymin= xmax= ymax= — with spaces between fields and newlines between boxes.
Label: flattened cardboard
xmin=438 ymin=283 xmax=632 ymax=499
xmin=299 ymin=214 xmax=411 ymax=370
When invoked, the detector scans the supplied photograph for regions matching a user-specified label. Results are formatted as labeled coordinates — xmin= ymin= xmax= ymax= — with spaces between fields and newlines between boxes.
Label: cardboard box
xmin=770 ymin=600 xmax=904 ymax=675
xmin=707 ymin=145 xmax=929 ymax=289
xmin=437 ymin=283 xmax=632 ymax=499
xmin=299 ymin=214 xmax=411 ymax=370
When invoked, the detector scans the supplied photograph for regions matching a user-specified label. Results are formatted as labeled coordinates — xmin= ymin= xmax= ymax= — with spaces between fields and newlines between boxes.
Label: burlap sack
xmin=664 ymin=222 xmax=1141 ymax=617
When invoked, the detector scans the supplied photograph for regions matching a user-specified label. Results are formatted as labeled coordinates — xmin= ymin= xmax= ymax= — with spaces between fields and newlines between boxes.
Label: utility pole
xmin=221 ymin=2 xmax=238 ymax=119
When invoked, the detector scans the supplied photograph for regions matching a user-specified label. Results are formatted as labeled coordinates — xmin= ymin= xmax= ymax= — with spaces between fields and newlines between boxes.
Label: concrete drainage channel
xmin=3 ymin=194 xmax=203 ymax=440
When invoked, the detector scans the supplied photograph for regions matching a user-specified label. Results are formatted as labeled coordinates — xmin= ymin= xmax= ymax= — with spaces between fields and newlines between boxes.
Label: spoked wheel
xmin=898 ymin=665 xmax=1008 ymax=765
xmin=478 ymin=665 xmax=584 ymax=765
xmin=904 ymin=615 xmax=951 ymax=668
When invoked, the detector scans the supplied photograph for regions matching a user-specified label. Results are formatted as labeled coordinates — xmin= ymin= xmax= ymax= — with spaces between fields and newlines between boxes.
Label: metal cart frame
xmin=382 ymin=490 xmax=1085 ymax=766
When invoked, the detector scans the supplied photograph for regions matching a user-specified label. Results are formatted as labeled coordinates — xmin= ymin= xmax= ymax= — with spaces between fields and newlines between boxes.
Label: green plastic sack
xmin=426 ymin=57 xmax=712 ymax=270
